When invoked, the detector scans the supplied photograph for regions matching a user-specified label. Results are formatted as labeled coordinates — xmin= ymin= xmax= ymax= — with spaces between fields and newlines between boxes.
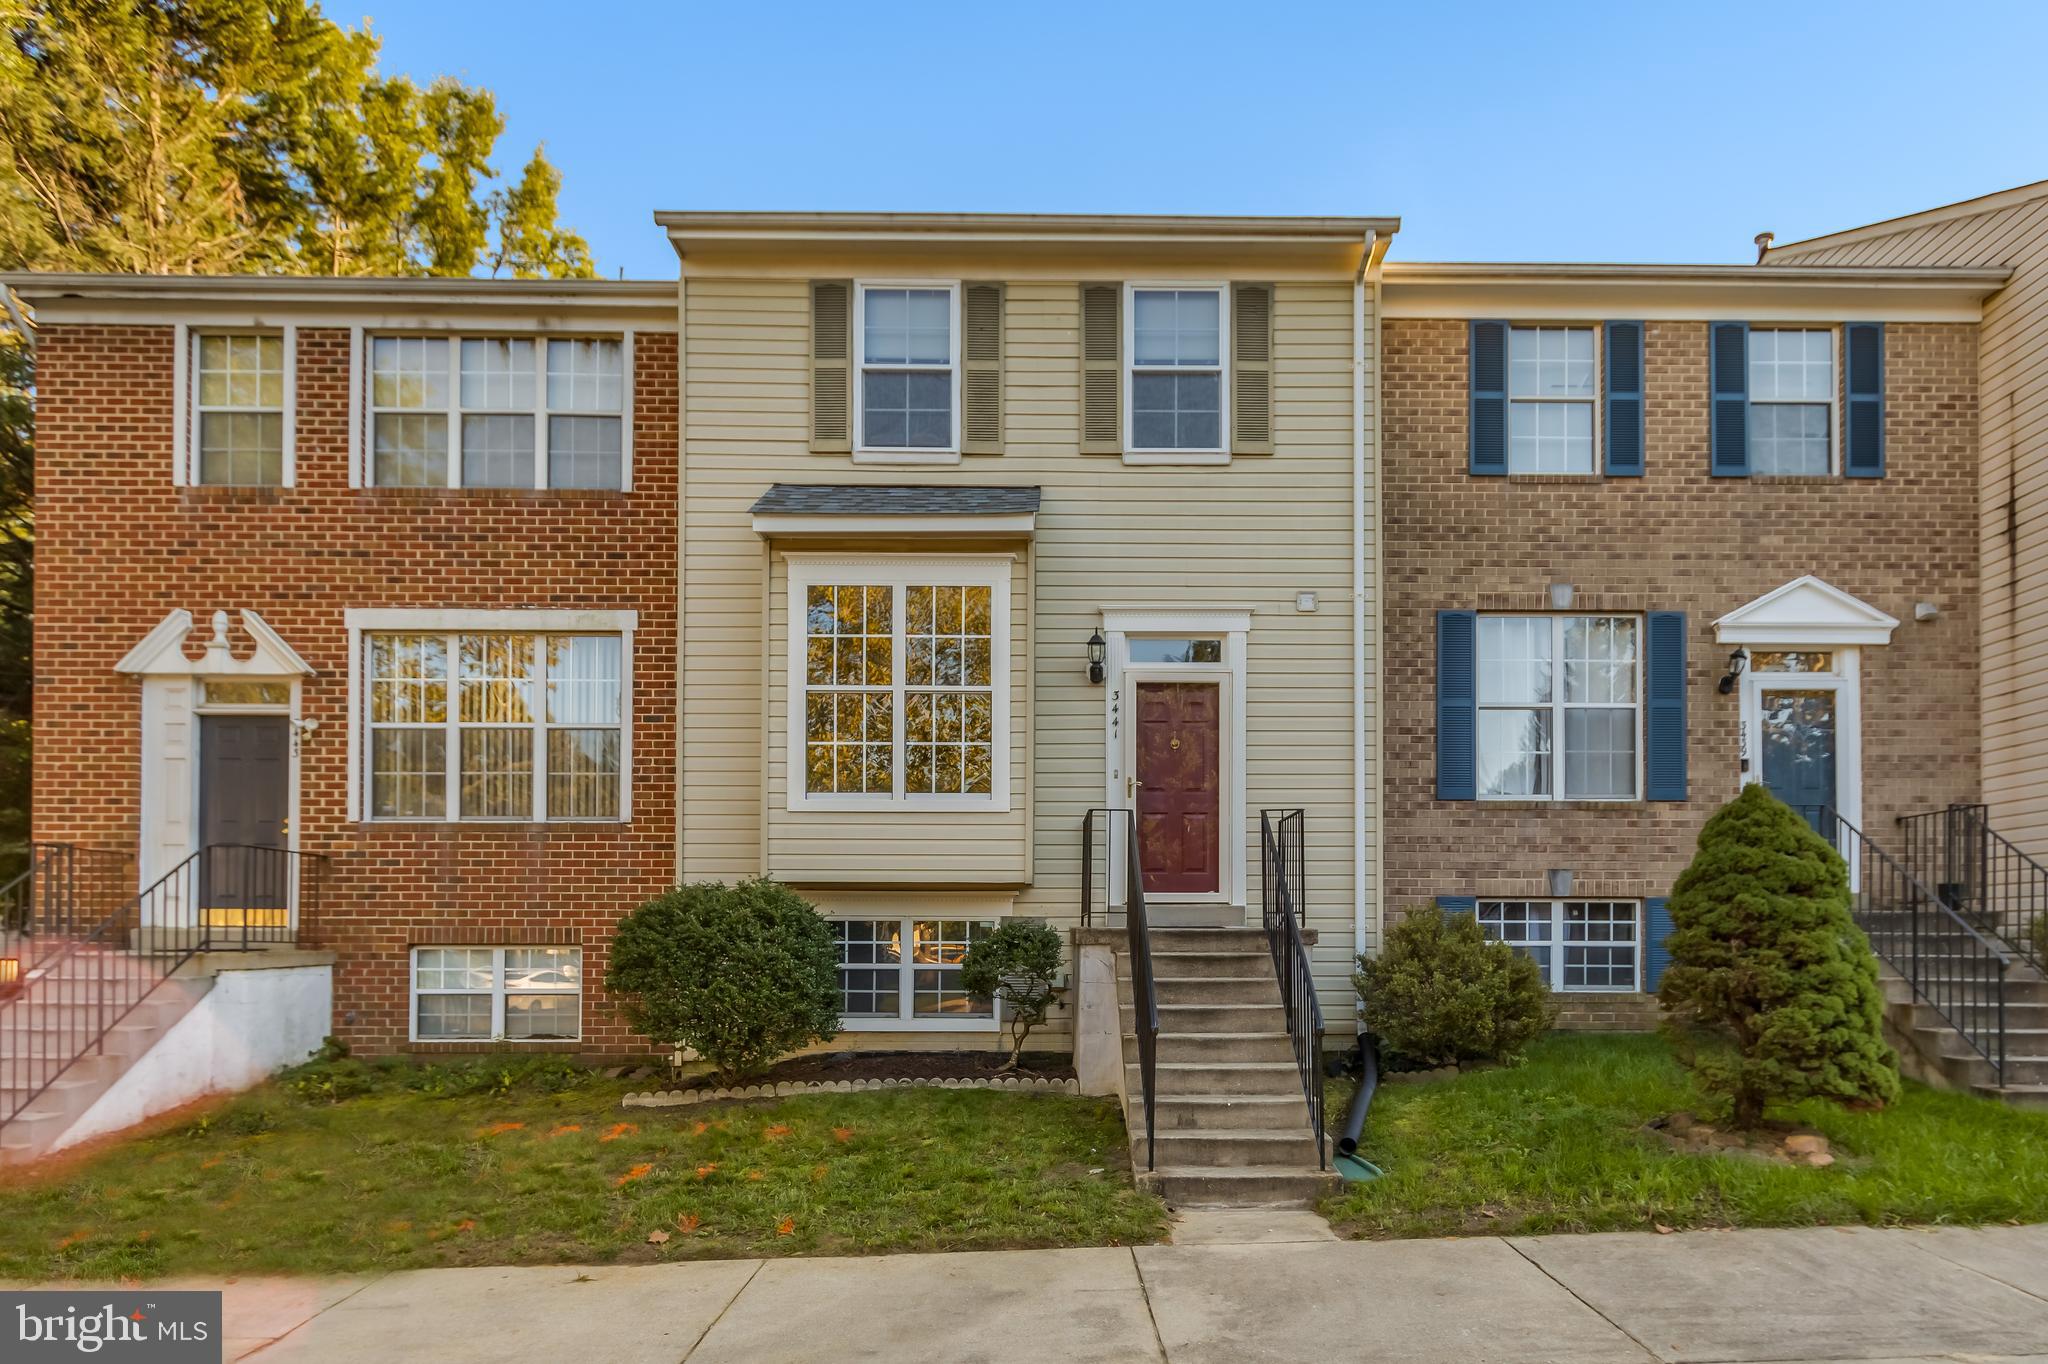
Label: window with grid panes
xmin=830 ymin=918 xmax=994 ymax=1024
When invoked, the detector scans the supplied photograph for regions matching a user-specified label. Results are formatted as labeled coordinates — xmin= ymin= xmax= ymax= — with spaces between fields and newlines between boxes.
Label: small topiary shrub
xmin=959 ymin=918 xmax=1065 ymax=1071
xmin=606 ymin=879 xmax=841 ymax=1084
xmin=1659 ymin=783 xmax=1901 ymax=1126
xmin=1356 ymin=909 xmax=1553 ymax=1068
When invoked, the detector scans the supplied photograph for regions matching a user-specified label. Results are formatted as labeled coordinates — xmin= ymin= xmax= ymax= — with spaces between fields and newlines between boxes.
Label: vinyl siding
xmin=1775 ymin=198 xmax=2048 ymax=858
xmin=679 ymin=275 xmax=1374 ymax=1026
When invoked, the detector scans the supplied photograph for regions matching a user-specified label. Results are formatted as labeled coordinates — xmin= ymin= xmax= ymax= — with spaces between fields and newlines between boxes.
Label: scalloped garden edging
xmin=622 ymin=1074 xmax=1082 ymax=1109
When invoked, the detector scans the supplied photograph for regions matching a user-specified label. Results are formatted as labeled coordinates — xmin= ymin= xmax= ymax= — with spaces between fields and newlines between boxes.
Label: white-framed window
xmin=854 ymin=282 xmax=959 ymax=459
xmin=363 ymin=631 xmax=625 ymax=822
xmin=193 ymin=331 xmax=289 ymax=486
xmin=787 ymin=557 xmax=1011 ymax=810
xmin=410 ymin=945 xmax=582 ymax=1041
xmin=1478 ymin=900 xmax=1640 ymax=992
xmin=366 ymin=332 xmax=630 ymax=489
xmin=1749 ymin=328 xmax=1834 ymax=476
xmin=1125 ymin=284 xmax=1227 ymax=456
xmin=1507 ymin=325 xmax=1597 ymax=474
xmin=1477 ymin=615 xmax=1640 ymax=801
xmin=832 ymin=918 xmax=996 ymax=1029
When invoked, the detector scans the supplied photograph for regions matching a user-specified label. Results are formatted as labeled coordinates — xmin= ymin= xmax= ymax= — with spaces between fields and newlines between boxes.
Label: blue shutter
xmin=1470 ymin=321 xmax=1508 ymax=475
xmin=1645 ymin=611 xmax=1688 ymax=801
xmin=1437 ymin=610 xmax=1478 ymax=800
xmin=1845 ymin=322 xmax=1885 ymax=478
xmin=1604 ymin=321 xmax=1645 ymax=476
xmin=1437 ymin=895 xmax=1477 ymax=922
xmin=1643 ymin=897 xmax=1674 ymax=992
xmin=1710 ymin=321 xmax=1749 ymax=476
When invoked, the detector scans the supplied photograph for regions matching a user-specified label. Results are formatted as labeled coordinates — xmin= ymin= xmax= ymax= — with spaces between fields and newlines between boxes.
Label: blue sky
xmin=368 ymin=1 xmax=2048 ymax=280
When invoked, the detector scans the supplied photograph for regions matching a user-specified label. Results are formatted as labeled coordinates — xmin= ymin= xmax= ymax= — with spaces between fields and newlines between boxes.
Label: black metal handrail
xmin=1898 ymin=804 xmax=2048 ymax=973
xmin=1807 ymin=806 xmax=2009 ymax=1081
xmin=1082 ymin=807 xmax=1160 ymax=1171
xmin=1260 ymin=808 xmax=1326 ymax=1170
xmin=1 ymin=844 xmax=137 ymax=976
xmin=1 ymin=844 xmax=326 ymax=1130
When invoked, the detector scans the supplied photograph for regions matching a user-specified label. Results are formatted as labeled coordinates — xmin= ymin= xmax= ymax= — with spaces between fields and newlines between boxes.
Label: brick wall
xmin=32 ymin=323 xmax=680 ymax=1056
xmin=1383 ymin=318 xmax=1982 ymax=944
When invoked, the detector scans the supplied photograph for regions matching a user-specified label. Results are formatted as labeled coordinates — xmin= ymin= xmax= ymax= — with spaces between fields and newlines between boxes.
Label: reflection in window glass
xmin=1127 ymin=638 xmax=1224 ymax=664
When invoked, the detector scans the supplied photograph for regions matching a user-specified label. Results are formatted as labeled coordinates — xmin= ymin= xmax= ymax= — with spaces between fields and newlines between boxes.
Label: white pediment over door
xmin=114 ymin=608 xmax=315 ymax=678
xmin=1713 ymin=576 xmax=1899 ymax=647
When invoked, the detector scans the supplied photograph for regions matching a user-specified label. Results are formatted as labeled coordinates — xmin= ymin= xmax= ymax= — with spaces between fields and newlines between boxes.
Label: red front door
xmin=1134 ymin=681 xmax=1222 ymax=895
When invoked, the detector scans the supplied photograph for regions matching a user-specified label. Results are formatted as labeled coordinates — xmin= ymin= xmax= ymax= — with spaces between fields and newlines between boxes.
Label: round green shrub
xmin=1660 ymin=783 xmax=1901 ymax=1126
xmin=605 ymin=879 xmax=841 ymax=1084
xmin=1356 ymin=910 xmax=1553 ymax=1068
xmin=959 ymin=918 xmax=1065 ymax=1070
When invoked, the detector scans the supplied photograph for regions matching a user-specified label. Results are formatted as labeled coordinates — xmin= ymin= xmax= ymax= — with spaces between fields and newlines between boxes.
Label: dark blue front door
xmin=1760 ymin=689 xmax=1837 ymax=832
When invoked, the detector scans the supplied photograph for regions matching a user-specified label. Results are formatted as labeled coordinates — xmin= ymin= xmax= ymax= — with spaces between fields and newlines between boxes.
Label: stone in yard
xmin=1784 ymin=1134 xmax=1830 ymax=1157
xmin=1804 ymin=1151 xmax=1836 ymax=1168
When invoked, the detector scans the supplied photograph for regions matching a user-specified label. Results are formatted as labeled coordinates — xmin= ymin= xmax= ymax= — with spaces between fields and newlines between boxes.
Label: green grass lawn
xmin=0 ymin=1061 xmax=1167 ymax=1281
xmin=1324 ymin=1032 xmax=2048 ymax=1239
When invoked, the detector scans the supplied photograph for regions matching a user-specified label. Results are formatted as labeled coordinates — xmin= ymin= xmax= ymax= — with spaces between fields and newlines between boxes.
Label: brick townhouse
xmin=5 ymin=189 xmax=2047 ymax=1177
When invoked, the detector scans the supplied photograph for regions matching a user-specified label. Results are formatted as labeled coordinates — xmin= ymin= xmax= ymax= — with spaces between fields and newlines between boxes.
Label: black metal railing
xmin=1082 ymin=807 xmax=1160 ymax=1170
xmin=1806 ymin=806 xmax=2009 ymax=1081
xmin=1260 ymin=808 xmax=1326 ymax=1170
xmin=1 ymin=844 xmax=137 ymax=976
xmin=1898 ymin=804 xmax=2048 ymax=974
xmin=1 ymin=844 xmax=325 ymax=1130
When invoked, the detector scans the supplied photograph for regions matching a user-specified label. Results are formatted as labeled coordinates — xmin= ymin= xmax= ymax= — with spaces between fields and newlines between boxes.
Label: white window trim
xmin=1122 ymin=281 xmax=1231 ymax=465
xmin=407 ymin=945 xmax=583 ymax=1043
xmin=784 ymin=555 xmax=1012 ymax=813
xmin=832 ymin=915 xmax=1002 ymax=1033
xmin=1479 ymin=898 xmax=1643 ymax=994
xmin=1747 ymin=324 xmax=1839 ymax=477
xmin=176 ymin=323 xmax=297 ymax=487
xmin=1505 ymin=321 xmax=1600 ymax=476
xmin=357 ymin=329 xmax=634 ymax=490
xmin=343 ymin=607 xmax=637 ymax=824
xmin=852 ymin=280 xmax=962 ymax=465
xmin=1478 ymin=614 xmax=1644 ymax=804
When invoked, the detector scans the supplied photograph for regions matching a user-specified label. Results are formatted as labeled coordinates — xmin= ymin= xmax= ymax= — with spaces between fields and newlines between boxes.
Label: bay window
xmin=789 ymin=559 xmax=1009 ymax=808
xmin=1479 ymin=900 xmax=1640 ymax=992
xmin=1478 ymin=615 xmax=1640 ymax=800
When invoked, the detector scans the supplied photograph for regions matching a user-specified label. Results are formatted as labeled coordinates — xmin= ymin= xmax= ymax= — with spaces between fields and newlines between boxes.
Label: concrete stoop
xmin=1876 ymin=957 xmax=2048 ymax=1108
xmin=1117 ymin=927 xmax=1338 ymax=1210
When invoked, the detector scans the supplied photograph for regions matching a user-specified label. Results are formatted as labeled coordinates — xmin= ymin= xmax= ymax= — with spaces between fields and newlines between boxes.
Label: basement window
xmin=411 ymin=945 xmax=582 ymax=1041
xmin=831 ymin=918 xmax=997 ymax=1030
xmin=1478 ymin=900 xmax=1640 ymax=992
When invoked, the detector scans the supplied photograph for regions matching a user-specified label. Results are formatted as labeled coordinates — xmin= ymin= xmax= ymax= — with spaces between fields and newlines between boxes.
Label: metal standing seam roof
xmin=748 ymin=484 xmax=1042 ymax=517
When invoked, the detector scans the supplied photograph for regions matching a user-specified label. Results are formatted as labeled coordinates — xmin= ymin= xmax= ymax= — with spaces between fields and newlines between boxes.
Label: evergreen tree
xmin=0 ymin=0 xmax=598 ymax=869
xmin=1660 ymin=783 xmax=1901 ymax=1125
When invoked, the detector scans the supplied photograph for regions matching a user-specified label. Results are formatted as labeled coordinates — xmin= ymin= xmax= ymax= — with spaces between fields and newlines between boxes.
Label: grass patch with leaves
xmin=1324 ymin=1032 xmax=2048 ymax=1239
xmin=0 ymin=1056 xmax=1166 ymax=1281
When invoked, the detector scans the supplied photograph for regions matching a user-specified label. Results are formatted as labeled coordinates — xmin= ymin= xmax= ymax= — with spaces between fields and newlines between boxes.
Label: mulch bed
xmin=734 ymin=1050 xmax=1077 ymax=1086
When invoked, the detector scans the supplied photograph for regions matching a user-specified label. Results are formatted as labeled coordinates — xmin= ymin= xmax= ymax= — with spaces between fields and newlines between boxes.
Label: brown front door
xmin=1134 ymin=681 xmax=1222 ymax=896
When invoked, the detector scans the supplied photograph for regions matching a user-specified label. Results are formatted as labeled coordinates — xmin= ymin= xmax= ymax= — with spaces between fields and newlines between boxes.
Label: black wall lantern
xmin=1717 ymin=647 xmax=1748 ymax=695
xmin=1086 ymin=630 xmax=1107 ymax=684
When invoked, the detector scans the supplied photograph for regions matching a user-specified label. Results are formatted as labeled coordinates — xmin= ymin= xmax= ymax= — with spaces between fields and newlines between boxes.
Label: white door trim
xmin=1099 ymin=607 xmax=1252 ymax=908
xmin=1738 ymin=646 xmax=1863 ymax=887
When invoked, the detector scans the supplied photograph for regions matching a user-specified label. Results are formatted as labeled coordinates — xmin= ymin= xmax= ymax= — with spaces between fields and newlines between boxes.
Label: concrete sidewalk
xmin=155 ymin=1220 xmax=2048 ymax=1362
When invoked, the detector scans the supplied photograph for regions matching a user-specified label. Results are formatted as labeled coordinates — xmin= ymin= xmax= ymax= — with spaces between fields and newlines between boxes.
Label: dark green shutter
xmin=1232 ymin=283 xmax=1275 ymax=454
xmin=1437 ymin=895 xmax=1477 ymax=921
xmin=1845 ymin=322 xmax=1885 ymax=478
xmin=1469 ymin=321 xmax=1508 ymax=475
xmin=1645 ymin=611 xmax=1688 ymax=801
xmin=962 ymin=281 xmax=1005 ymax=455
xmin=809 ymin=280 xmax=852 ymax=453
xmin=1079 ymin=284 xmax=1121 ymax=455
xmin=1643 ymin=897 xmax=1674 ymax=992
xmin=1604 ymin=321 xmax=1644 ymax=476
xmin=1709 ymin=321 xmax=1748 ymax=476
xmin=1437 ymin=610 xmax=1478 ymax=800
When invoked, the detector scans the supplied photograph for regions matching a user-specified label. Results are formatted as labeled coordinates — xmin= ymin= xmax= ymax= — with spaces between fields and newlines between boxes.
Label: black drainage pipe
xmin=1337 ymin=1033 xmax=1380 ymax=1159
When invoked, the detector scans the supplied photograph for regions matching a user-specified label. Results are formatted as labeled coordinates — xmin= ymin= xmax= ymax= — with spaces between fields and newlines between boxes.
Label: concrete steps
xmin=1115 ymin=926 xmax=1335 ymax=1210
